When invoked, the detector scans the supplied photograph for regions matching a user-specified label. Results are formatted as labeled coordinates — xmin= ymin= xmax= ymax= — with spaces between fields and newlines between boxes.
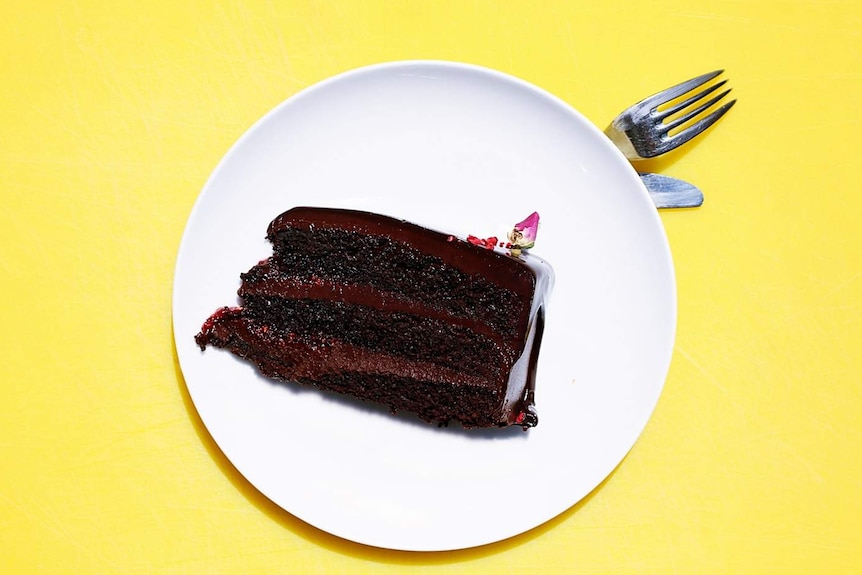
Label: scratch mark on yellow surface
xmin=821 ymin=269 xmax=862 ymax=300
xmin=56 ymin=11 xmax=83 ymax=125
xmin=265 ymin=0 xmax=293 ymax=77
xmin=0 ymin=490 xmax=121 ymax=570
xmin=544 ymin=3 xmax=579 ymax=69
xmin=68 ymin=417 xmax=186 ymax=469
xmin=675 ymin=345 xmax=727 ymax=392
xmin=670 ymin=9 xmax=810 ymax=34
xmin=13 ymin=90 xmax=84 ymax=145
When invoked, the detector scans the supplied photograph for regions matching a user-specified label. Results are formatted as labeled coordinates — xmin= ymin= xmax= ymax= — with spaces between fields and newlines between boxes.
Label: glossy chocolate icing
xmin=198 ymin=206 xmax=554 ymax=428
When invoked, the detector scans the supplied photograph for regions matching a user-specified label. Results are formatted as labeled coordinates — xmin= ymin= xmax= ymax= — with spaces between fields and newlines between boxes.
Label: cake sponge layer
xmin=196 ymin=306 xmax=504 ymax=427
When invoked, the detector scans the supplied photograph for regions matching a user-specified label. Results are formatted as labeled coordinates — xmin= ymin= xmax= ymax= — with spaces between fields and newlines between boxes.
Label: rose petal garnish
xmin=511 ymin=212 xmax=539 ymax=250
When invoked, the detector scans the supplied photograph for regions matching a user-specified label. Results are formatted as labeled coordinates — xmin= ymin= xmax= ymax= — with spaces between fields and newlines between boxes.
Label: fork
xmin=605 ymin=70 xmax=736 ymax=161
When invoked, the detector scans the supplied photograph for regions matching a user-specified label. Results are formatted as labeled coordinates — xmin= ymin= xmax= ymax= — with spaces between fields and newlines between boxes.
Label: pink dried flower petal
xmin=512 ymin=212 xmax=539 ymax=249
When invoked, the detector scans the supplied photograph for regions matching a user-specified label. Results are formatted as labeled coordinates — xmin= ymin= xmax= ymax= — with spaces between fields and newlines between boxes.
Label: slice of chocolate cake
xmin=195 ymin=207 xmax=553 ymax=429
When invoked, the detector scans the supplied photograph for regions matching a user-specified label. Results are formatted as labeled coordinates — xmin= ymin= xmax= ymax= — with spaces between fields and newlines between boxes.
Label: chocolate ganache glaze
xmin=196 ymin=206 xmax=554 ymax=429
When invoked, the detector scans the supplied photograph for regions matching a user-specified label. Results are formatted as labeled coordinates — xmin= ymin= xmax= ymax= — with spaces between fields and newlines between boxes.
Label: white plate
xmin=173 ymin=61 xmax=676 ymax=551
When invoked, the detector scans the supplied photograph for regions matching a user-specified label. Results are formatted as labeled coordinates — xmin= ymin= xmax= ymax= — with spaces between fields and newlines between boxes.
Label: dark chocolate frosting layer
xmin=268 ymin=207 xmax=538 ymax=297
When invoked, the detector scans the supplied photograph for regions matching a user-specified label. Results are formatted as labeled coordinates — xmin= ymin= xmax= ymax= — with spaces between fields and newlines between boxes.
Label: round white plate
xmin=173 ymin=61 xmax=676 ymax=551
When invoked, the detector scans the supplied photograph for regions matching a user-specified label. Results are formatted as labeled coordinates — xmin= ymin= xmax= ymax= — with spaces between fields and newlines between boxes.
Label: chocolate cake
xmin=195 ymin=207 xmax=553 ymax=429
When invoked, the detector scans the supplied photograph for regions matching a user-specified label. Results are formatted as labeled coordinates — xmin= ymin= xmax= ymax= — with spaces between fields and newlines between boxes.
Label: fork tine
xmin=661 ymin=88 xmax=733 ymax=133
xmin=665 ymin=99 xmax=736 ymax=146
xmin=640 ymin=69 xmax=724 ymax=110
xmin=656 ymin=80 xmax=728 ymax=121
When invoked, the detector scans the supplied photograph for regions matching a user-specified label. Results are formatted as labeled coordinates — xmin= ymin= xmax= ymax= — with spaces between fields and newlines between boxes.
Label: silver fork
xmin=606 ymin=70 xmax=736 ymax=161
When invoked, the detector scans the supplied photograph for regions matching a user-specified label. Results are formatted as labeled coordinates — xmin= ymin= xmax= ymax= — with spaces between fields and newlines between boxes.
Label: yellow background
xmin=2 ymin=1 xmax=860 ymax=572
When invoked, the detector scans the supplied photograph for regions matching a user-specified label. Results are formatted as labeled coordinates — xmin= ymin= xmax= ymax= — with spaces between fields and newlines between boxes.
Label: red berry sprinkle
xmin=467 ymin=235 xmax=498 ymax=250
xmin=515 ymin=412 xmax=526 ymax=425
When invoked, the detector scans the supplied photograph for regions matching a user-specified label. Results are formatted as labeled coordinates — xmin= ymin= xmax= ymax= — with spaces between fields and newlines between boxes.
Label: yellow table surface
xmin=3 ymin=1 xmax=861 ymax=572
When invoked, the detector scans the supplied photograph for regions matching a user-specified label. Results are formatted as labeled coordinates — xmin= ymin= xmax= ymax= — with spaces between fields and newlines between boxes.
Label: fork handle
xmin=639 ymin=173 xmax=704 ymax=209
xmin=605 ymin=123 xmax=640 ymax=161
